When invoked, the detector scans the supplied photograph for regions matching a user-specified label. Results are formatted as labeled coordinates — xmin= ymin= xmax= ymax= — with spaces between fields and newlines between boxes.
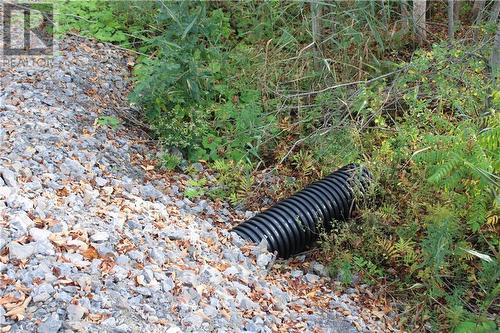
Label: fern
xmin=377 ymin=237 xmax=398 ymax=261
xmin=421 ymin=207 xmax=458 ymax=286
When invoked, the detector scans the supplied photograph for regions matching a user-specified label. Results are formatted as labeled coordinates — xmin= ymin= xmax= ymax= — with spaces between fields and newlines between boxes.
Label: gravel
xmin=0 ymin=16 xmax=398 ymax=333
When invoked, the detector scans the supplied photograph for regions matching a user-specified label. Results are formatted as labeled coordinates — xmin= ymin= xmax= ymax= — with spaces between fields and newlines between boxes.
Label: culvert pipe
xmin=231 ymin=164 xmax=371 ymax=258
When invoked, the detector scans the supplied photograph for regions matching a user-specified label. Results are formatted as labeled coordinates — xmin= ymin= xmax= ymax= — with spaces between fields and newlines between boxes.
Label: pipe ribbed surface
xmin=231 ymin=164 xmax=371 ymax=258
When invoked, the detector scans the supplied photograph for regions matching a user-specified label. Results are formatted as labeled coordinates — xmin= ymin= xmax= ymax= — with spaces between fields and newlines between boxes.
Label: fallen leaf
xmin=0 ymin=294 xmax=20 ymax=305
xmin=82 ymin=245 xmax=99 ymax=260
xmin=5 ymin=296 xmax=31 ymax=321
xmin=86 ymin=313 xmax=110 ymax=323
xmin=14 ymin=282 xmax=31 ymax=293
xmin=49 ymin=232 xmax=67 ymax=246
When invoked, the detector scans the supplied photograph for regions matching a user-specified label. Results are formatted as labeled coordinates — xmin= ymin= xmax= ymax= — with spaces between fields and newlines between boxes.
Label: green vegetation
xmin=96 ymin=115 xmax=121 ymax=129
xmin=57 ymin=1 xmax=499 ymax=332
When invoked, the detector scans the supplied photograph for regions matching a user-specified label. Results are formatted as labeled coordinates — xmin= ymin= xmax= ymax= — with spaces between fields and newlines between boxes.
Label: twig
xmin=281 ymin=68 xmax=404 ymax=99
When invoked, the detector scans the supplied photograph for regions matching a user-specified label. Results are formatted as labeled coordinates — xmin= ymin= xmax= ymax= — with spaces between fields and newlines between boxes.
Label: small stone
xmin=311 ymin=262 xmax=327 ymax=276
xmin=0 ymin=186 xmax=11 ymax=200
xmin=10 ymin=212 xmax=34 ymax=236
xmin=161 ymin=277 xmax=175 ymax=292
xmin=143 ymin=268 xmax=155 ymax=284
xmin=0 ymin=168 xmax=17 ymax=187
xmin=183 ymin=314 xmax=203 ymax=328
xmin=97 ymin=244 xmax=114 ymax=257
xmin=150 ymin=248 xmax=166 ymax=265
xmin=239 ymin=296 xmax=258 ymax=310
xmin=141 ymin=184 xmax=163 ymax=200
xmin=33 ymin=292 xmax=51 ymax=303
xmin=8 ymin=242 xmax=35 ymax=260
xmin=29 ymin=228 xmax=52 ymax=242
xmin=179 ymin=271 xmax=197 ymax=287
xmin=304 ymin=273 xmax=320 ymax=283
xmin=115 ymin=255 xmax=130 ymax=266
xmin=102 ymin=186 xmax=114 ymax=195
xmin=66 ymin=304 xmax=86 ymax=321
xmin=114 ymin=324 xmax=130 ymax=332
xmin=34 ymin=240 xmax=55 ymax=255
xmin=38 ymin=313 xmax=62 ymax=333
xmin=102 ymin=317 xmax=116 ymax=327
xmin=223 ymin=266 xmax=239 ymax=276
xmin=128 ymin=250 xmax=145 ymax=262
xmin=257 ymin=253 xmax=273 ymax=268
xmin=162 ymin=229 xmax=188 ymax=241
xmin=91 ymin=231 xmax=109 ymax=242
xmin=62 ymin=158 xmax=85 ymax=178
xmin=191 ymin=162 xmax=204 ymax=172
xmin=95 ymin=177 xmax=108 ymax=187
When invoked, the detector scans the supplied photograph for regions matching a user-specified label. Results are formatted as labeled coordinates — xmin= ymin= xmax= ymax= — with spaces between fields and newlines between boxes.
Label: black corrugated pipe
xmin=231 ymin=164 xmax=371 ymax=258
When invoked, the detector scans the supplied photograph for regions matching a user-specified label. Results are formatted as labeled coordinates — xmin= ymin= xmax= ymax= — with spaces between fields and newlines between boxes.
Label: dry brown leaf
xmin=56 ymin=187 xmax=69 ymax=197
xmin=5 ymin=296 xmax=31 ymax=321
xmin=48 ymin=232 xmax=67 ymax=246
xmin=0 ymin=275 xmax=14 ymax=289
xmin=116 ymin=238 xmax=135 ymax=254
xmin=67 ymin=239 xmax=89 ymax=251
xmin=56 ymin=279 xmax=74 ymax=285
xmin=86 ymin=312 xmax=110 ymax=323
xmin=0 ymin=294 xmax=20 ymax=305
xmin=82 ymin=245 xmax=99 ymax=260
xmin=14 ymin=282 xmax=30 ymax=293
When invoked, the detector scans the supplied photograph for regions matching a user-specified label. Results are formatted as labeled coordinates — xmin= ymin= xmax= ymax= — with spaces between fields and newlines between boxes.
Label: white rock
xmin=38 ymin=313 xmax=62 ymax=333
xmin=257 ymin=253 xmax=273 ymax=268
xmin=29 ymin=228 xmax=52 ymax=242
xmin=223 ymin=266 xmax=239 ymax=276
xmin=90 ymin=231 xmax=109 ymax=242
xmin=0 ymin=186 xmax=12 ymax=200
xmin=115 ymin=324 xmax=130 ymax=332
xmin=34 ymin=240 xmax=55 ymax=255
xmin=10 ymin=212 xmax=34 ymax=236
xmin=102 ymin=317 xmax=116 ymax=327
xmin=0 ymin=168 xmax=17 ymax=187
xmin=33 ymin=292 xmax=51 ymax=303
xmin=166 ymin=326 xmax=182 ymax=333
xmin=8 ymin=242 xmax=35 ymax=260
xmin=66 ymin=304 xmax=86 ymax=321
xmin=95 ymin=177 xmax=108 ymax=187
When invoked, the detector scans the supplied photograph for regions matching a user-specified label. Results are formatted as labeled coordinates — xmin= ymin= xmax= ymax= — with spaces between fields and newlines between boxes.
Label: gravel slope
xmin=0 ymin=32 xmax=398 ymax=333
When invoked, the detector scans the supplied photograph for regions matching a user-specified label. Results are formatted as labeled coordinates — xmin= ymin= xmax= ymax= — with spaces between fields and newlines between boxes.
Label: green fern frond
xmin=428 ymin=154 xmax=462 ymax=185
xmin=478 ymin=126 xmax=500 ymax=150
xmin=377 ymin=238 xmax=398 ymax=261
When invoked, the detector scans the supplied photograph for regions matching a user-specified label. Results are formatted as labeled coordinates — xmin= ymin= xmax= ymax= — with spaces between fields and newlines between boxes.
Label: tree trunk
xmin=471 ymin=0 xmax=486 ymax=23
xmin=413 ymin=0 xmax=427 ymax=45
xmin=448 ymin=0 xmax=454 ymax=43
xmin=401 ymin=0 xmax=410 ymax=31
xmin=472 ymin=0 xmax=486 ymax=42
xmin=453 ymin=0 xmax=461 ymax=24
